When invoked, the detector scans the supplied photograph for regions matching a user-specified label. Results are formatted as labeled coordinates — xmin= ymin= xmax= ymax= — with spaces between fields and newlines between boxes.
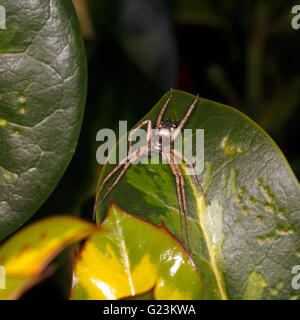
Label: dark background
xmin=24 ymin=0 xmax=300 ymax=298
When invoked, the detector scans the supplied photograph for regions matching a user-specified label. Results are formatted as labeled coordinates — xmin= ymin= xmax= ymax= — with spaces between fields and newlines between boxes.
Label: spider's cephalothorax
xmin=158 ymin=119 xmax=176 ymax=135
xmin=154 ymin=119 xmax=177 ymax=152
xmin=94 ymin=92 xmax=209 ymax=252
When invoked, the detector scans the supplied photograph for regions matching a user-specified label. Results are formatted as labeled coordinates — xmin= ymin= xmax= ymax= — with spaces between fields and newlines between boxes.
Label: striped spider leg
xmin=93 ymin=119 xmax=152 ymax=217
xmin=93 ymin=95 xmax=173 ymax=216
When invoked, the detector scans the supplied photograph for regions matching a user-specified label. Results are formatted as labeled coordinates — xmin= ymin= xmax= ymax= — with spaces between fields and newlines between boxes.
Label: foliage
xmin=0 ymin=0 xmax=299 ymax=300
xmin=96 ymin=90 xmax=300 ymax=300
xmin=0 ymin=0 xmax=87 ymax=240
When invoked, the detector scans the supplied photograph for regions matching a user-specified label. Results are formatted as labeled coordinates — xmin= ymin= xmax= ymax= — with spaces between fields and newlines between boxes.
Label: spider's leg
xmin=174 ymin=162 xmax=192 ymax=252
xmin=96 ymin=121 xmax=151 ymax=208
xmin=93 ymin=162 xmax=125 ymax=219
xmin=166 ymin=153 xmax=186 ymax=247
xmin=95 ymin=163 xmax=123 ymax=204
xmin=94 ymin=147 xmax=147 ymax=215
xmin=96 ymin=161 xmax=131 ymax=209
xmin=94 ymin=151 xmax=134 ymax=219
xmin=172 ymin=149 xmax=210 ymax=206
xmin=94 ymin=154 xmax=130 ymax=205
xmin=129 ymin=120 xmax=152 ymax=153
xmin=156 ymin=92 xmax=173 ymax=129
xmin=171 ymin=95 xmax=199 ymax=142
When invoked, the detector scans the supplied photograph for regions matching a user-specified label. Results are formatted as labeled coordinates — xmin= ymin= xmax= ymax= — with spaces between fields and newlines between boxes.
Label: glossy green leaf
xmin=0 ymin=0 xmax=87 ymax=240
xmin=96 ymin=89 xmax=300 ymax=300
xmin=71 ymin=203 xmax=204 ymax=300
xmin=0 ymin=216 xmax=96 ymax=300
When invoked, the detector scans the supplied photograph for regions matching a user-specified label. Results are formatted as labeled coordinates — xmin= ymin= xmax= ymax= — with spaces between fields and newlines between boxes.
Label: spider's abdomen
xmin=151 ymin=119 xmax=177 ymax=153
xmin=158 ymin=128 xmax=172 ymax=138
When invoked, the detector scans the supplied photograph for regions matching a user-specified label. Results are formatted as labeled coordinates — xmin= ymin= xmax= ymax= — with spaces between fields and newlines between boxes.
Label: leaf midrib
xmin=185 ymin=167 xmax=228 ymax=300
xmin=114 ymin=209 xmax=135 ymax=296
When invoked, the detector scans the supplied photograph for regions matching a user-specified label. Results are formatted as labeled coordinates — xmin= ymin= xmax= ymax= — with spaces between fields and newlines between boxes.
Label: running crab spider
xmin=94 ymin=92 xmax=210 ymax=251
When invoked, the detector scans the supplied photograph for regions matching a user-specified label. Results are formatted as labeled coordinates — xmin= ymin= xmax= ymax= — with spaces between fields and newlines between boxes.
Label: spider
xmin=94 ymin=92 xmax=210 ymax=251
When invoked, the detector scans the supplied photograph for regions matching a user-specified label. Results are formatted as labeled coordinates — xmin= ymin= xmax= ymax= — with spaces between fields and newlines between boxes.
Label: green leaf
xmin=71 ymin=202 xmax=204 ymax=300
xmin=0 ymin=0 xmax=87 ymax=240
xmin=96 ymin=89 xmax=300 ymax=300
xmin=0 ymin=216 xmax=96 ymax=300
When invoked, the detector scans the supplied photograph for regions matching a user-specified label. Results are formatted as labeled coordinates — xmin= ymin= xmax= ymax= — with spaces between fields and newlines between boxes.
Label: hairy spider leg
xmin=168 ymin=154 xmax=186 ymax=247
xmin=129 ymin=120 xmax=152 ymax=154
xmin=172 ymin=149 xmax=210 ymax=206
xmin=97 ymin=161 xmax=131 ymax=207
xmin=156 ymin=92 xmax=173 ymax=129
xmin=93 ymin=160 xmax=128 ymax=218
xmin=95 ymin=156 xmax=128 ymax=204
xmin=94 ymin=120 xmax=152 ymax=218
xmin=93 ymin=146 xmax=148 ymax=217
xmin=171 ymin=95 xmax=199 ymax=142
xmin=174 ymin=162 xmax=192 ymax=252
